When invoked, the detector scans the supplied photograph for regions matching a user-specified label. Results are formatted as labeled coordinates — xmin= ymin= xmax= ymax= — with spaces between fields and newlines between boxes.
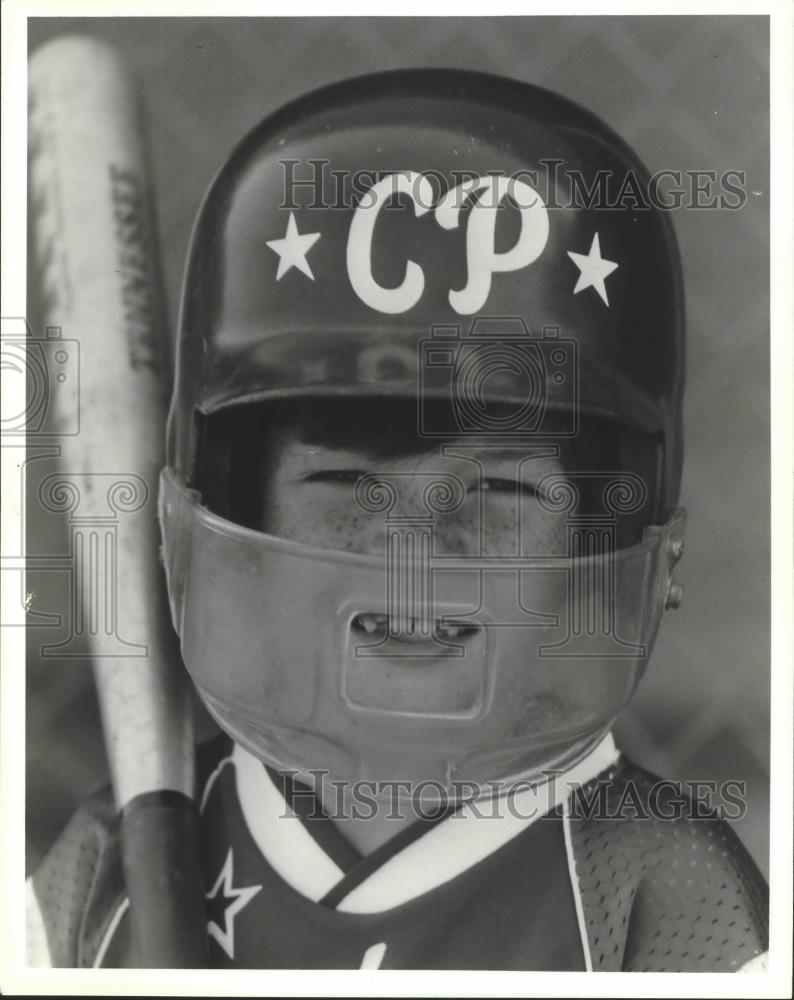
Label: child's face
xmin=172 ymin=402 xmax=666 ymax=792
xmin=259 ymin=423 xmax=569 ymax=561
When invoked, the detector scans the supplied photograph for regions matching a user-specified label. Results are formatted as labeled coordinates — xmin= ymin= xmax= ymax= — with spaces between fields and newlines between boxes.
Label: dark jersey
xmin=27 ymin=734 xmax=768 ymax=971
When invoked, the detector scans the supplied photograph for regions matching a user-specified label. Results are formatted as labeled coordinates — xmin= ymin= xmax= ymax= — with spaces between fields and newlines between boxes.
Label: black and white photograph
xmin=1 ymin=3 xmax=791 ymax=996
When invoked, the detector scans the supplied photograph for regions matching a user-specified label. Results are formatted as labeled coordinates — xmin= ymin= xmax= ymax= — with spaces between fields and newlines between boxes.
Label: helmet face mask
xmin=159 ymin=69 xmax=686 ymax=802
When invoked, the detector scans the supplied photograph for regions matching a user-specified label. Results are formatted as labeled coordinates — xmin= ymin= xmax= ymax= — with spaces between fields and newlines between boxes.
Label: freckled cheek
xmin=420 ymin=502 xmax=525 ymax=556
xmin=431 ymin=506 xmax=491 ymax=556
xmin=265 ymin=494 xmax=341 ymax=544
xmin=276 ymin=498 xmax=392 ymax=554
xmin=434 ymin=500 xmax=567 ymax=556
xmin=324 ymin=509 xmax=382 ymax=551
xmin=265 ymin=492 xmax=566 ymax=555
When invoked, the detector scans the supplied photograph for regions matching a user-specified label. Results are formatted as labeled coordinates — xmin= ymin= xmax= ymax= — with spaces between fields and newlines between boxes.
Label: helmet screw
xmin=666 ymin=581 xmax=684 ymax=609
xmin=671 ymin=539 xmax=684 ymax=561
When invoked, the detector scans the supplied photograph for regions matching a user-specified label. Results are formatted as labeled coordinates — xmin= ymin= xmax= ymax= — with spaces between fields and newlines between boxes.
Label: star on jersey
xmin=205 ymin=849 xmax=262 ymax=960
xmin=567 ymin=233 xmax=619 ymax=306
xmin=266 ymin=212 xmax=321 ymax=281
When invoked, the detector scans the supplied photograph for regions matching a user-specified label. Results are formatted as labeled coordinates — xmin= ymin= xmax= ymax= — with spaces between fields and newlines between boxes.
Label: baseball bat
xmin=28 ymin=36 xmax=208 ymax=967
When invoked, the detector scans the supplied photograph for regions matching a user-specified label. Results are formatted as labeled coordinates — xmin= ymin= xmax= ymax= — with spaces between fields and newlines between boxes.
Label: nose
xmin=353 ymin=476 xmax=434 ymax=555
xmin=354 ymin=474 xmax=478 ymax=558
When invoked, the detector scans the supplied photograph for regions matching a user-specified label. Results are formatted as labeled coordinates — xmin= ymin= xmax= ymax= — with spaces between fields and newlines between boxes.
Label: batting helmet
xmin=159 ymin=69 xmax=686 ymax=799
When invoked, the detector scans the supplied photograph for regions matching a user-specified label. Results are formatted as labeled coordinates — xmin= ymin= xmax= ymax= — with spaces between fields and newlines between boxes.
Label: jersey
xmin=26 ymin=732 xmax=768 ymax=971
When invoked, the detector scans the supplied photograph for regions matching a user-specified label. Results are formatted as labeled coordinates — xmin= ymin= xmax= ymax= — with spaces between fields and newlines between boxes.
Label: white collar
xmin=209 ymin=735 xmax=618 ymax=915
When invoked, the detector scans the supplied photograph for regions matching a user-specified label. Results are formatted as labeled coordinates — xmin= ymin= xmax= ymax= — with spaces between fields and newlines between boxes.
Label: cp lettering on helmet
xmin=346 ymin=172 xmax=549 ymax=314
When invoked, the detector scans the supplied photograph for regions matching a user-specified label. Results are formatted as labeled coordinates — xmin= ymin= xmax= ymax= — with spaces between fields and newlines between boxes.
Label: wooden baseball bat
xmin=28 ymin=35 xmax=208 ymax=967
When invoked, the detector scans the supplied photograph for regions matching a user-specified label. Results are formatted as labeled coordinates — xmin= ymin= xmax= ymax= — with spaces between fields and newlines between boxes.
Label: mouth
xmin=351 ymin=611 xmax=480 ymax=645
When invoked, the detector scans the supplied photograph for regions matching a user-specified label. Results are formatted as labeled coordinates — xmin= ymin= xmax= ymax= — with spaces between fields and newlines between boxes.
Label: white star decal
xmin=567 ymin=232 xmax=619 ymax=306
xmin=266 ymin=212 xmax=321 ymax=281
xmin=206 ymin=849 xmax=262 ymax=960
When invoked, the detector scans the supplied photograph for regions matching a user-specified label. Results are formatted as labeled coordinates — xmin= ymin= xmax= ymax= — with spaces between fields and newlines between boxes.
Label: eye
xmin=302 ymin=469 xmax=363 ymax=484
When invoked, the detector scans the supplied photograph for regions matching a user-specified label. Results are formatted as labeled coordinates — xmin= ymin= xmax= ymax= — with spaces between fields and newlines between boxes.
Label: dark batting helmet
xmin=159 ymin=69 xmax=686 ymax=798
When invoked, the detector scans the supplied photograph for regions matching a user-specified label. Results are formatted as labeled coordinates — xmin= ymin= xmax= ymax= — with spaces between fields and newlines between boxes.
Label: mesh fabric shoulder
xmin=30 ymin=785 xmax=126 ymax=967
xmin=567 ymin=756 xmax=768 ymax=972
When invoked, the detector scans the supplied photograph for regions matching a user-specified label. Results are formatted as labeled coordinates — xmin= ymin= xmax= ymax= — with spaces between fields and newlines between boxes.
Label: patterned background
xmin=25 ymin=16 xmax=770 ymax=876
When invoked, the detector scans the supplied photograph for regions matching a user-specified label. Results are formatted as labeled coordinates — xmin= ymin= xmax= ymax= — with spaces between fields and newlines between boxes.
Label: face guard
xmin=162 ymin=467 xmax=684 ymax=797
xmin=160 ymin=69 xmax=686 ymax=799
